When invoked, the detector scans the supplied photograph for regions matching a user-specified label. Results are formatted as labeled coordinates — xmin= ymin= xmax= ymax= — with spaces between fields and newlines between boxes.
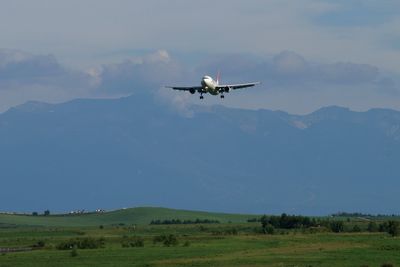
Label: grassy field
xmin=0 ymin=207 xmax=253 ymax=227
xmin=1 ymin=207 xmax=400 ymax=267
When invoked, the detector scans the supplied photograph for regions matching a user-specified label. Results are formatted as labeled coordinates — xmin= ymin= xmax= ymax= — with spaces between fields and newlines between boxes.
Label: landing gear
xmin=220 ymin=94 xmax=225 ymax=99
xmin=200 ymin=94 xmax=204 ymax=99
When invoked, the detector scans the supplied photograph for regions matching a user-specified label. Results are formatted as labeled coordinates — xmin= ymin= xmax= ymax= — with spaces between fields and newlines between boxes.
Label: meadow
xmin=0 ymin=207 xmax=399 ymax=267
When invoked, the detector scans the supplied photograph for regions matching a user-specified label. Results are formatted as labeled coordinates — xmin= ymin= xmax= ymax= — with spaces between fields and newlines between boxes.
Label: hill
xmin=0 ymin=207 xmax=253 ymax=227
xmin=1 ymin=93 xmax=400 ymax=214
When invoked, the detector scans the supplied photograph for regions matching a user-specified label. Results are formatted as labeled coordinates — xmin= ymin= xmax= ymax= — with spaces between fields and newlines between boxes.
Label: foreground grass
xmin=1 ymin=223 xmax=399 ymax=267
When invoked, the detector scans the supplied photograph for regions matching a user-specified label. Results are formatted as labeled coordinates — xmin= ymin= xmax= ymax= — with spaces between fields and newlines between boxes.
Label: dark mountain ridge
xmin=1 ymin=94 xmax=399 ymax=215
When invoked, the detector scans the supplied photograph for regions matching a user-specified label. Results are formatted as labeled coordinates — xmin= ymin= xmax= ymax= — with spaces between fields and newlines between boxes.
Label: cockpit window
xmin=203 ymin=76 xmax=211 ymax=80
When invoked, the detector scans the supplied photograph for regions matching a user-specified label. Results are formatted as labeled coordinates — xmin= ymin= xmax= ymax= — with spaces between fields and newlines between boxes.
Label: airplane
xmin=166 ymin=72 xmax=260 ymax=99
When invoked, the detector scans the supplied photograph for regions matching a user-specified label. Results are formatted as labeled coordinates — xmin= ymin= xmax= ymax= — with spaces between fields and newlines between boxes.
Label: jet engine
xmin=224 ymin=86 xmax=231 ymax=93
xmin=189 ymin=89 xmax=196 ymax=94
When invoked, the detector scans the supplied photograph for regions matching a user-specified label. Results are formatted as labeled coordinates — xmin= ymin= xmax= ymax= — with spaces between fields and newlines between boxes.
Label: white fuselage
xmin=201 ymin=76 xmax=219 ymax=95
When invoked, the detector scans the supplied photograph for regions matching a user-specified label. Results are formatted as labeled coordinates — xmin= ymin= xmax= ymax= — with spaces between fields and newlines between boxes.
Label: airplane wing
xmin=165 ymin=86 xmax=203 ymax=91
xmin=217 ymin=82 xmax=260 ymax=90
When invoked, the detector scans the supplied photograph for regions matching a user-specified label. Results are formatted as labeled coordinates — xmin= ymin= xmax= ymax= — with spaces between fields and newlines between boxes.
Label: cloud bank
xmin=0 ymin=48 xmax=399 ymax=114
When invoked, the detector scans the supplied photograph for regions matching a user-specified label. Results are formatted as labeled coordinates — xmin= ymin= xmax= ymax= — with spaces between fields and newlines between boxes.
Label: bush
xmin=153 ymin=235 xmax=165 ymax=244
xmin=352 ymin=225 xmax=361 ymax=232
xmin=153 ymin=234 xmax=179 ymax=246
xmin=381 ymin=263 xmax=393 ymax=267
xmin=264 ymin=224 xmax=275 ymax=235
xmin=56 ymin=237 xmax=105 ymax=250
xmin=379 ymin=221 xmax=400 ymax=237
xmin=387 ymin=221 xmax=399 ymax=237
xmin=121 ymin=241 xmax=130 ymax=248
xmin=367 ymin=222 xmax=378 ymax=232
xmin=163 ymin=234 xmax=179 ymax=247
xmin=131 ymin=237 xmax=144 ymax=247
xmin=121 ymin=237 xmax=144 ymax=248
xmin=224 ymin=228 xmax=238 ymax=235
xmin=33 ymin=240 xmax=46 ymax=248
xmin=70 ymin=247 xmax=78 ymax=257
xmin=329 ymin=221 xmax=344 ymax=233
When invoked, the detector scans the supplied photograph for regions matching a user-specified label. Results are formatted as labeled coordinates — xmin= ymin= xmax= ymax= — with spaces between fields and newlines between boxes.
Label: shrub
xmin=153 ymin=235 xmax=166 ymax=244
xmin=387 ymin=221 xmax=399 ymax=237
xmin=329 ymin=221 xmax=344 ymax=233
xmin=33 ymin=240 xmax=46 ymax=248
xmin=70 ymin=247 xmax=78 ymax=257
xmin=367 ymin=222 xmax=378 ymax=232
xmin=163 ymin=234 xmax=178 ymax=247
xmin=264 ymin=224 xmax=275 ymax=235
xmin=224 ymin=228 xmax=238 ymax=235
xmin=56 ymin=237 xmax=105 ymax=250
xmin=121 ymin=241 xmax=130 ymax=248
xmin=153 ymin=234 xmax=179 ymax=246
xmin=352 ymin=225 xmax=361 ymax=232
xmin=121 ymin=237 xmax=144 ymax=248
xmin=131 ymin=237 xmax=144 ymax=247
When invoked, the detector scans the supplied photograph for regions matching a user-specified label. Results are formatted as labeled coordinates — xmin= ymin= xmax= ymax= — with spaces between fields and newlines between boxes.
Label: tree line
xmin=260 ymin=213 xmax=399 ymax=236
xmin=150 ymin=218 xmax=220 ymax=225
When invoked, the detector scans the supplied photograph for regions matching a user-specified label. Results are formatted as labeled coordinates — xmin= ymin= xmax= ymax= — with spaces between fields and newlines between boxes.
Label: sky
xmin=0 ymin=0 xmax=400 ymax=114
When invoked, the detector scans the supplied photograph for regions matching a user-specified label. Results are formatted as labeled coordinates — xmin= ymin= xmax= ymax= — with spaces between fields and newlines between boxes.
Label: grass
xmin=1 ymin=226 xmax=399 ymax=267
xmin=1 ymin=207 xmax=400 ymax=266
xmin=0 ymin=207 xmax=254 ymax=227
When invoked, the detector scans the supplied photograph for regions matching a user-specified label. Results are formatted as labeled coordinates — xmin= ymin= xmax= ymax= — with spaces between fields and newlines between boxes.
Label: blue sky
xmin=0 ymin=0 xmax=399 ymax=113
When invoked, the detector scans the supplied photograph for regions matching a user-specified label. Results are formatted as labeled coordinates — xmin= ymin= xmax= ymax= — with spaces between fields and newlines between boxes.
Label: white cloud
xmin=0 ymin=48 xmax=399 ymax=114
xmin=0 ymin=0 xmax=399 ymax=74
xmin=273 ymin=51 xmax=308 ymax=74
xmin=155 ymin=87 xmax=194 ymax=118
xmin=0 ymin=49 xmax=96 ymax=112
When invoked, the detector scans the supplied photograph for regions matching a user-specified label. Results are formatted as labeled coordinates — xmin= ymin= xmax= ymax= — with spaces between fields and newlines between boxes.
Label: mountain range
xmin=1 ymin=93 xmax=399 ymax=215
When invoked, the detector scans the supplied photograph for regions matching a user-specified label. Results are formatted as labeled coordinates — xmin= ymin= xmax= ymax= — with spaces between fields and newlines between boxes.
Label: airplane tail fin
xmin=216 ymin=70 xmax=220 ymax=85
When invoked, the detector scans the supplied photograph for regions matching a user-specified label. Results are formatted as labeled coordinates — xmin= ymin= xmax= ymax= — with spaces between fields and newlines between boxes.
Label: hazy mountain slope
xmin=1 ymin=94 xmax=399 ymax=215
xmin=0 ymin=207 xmax=253 ymax=227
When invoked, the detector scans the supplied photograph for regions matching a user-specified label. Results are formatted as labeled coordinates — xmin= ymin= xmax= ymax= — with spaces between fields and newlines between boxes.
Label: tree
xmin=32 ymin=212 xmax=38 ymax=216
xmin=352 ymin=225 xmax=361 ymax=232
xmin=329 ymin=221 xmax=344 ymax=233
xmin=387 ymin=221 xmax=399 ymax=237
xmin=264 ymin=224 xmax=275 ymax=235
xmin=367 ymin=221 xmax=378 ymax=232
xmin=44 ymin=210 xmax=50 ymax=216
xmin=70 ymin=247 xmax=78 ymax=257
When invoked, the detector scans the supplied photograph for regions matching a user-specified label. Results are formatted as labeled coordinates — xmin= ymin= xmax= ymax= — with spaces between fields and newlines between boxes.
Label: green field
xmin=0 ymin=207 xmax=253 ymax=227
xmin=1 ymin=207 xmax=399 ymax=267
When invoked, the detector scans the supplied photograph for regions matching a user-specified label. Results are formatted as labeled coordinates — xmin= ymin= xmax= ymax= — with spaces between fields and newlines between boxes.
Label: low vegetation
xmin=121 ymin=236 xmax=144 ymax=248
xmin=56 ymin=237 xmax=105 ymax=250
xmin=0 ymin=207 xmax=399 ymax=266
xmin=150 ymin=218 xmax=220 ymax=225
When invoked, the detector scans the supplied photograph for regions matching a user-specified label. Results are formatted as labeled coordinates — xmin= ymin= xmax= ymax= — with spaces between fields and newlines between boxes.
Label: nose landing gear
xmin=200 ymin=94 xmax=204 ymax=99
xmin=220 ymin=94 xmax=225 ymax=99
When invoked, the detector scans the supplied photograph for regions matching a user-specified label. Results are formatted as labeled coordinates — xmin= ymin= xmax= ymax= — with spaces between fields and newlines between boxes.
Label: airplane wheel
xmin=200 ymin=96 xmax=204 ymax=99
xmin=220 ymin=95 xmax=224 ymax=99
